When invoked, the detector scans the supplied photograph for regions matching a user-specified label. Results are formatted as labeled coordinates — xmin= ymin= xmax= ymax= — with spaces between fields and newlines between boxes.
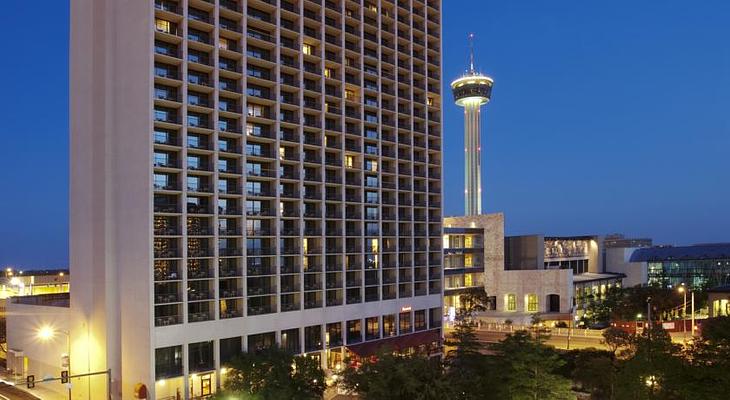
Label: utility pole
xmin=691 ymin=291 xmax=696 ymax=336
xmin=646 ymin=297 xmax=652 ymax=331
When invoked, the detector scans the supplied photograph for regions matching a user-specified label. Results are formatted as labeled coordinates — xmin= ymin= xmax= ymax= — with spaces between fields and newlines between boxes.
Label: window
xmin=305 ymin=325 xmax=322 ymax=352
xmin=247 ymin=104 xmax=264 ymax=117
xmin=464 ymin=254 xmax=473 ymax=267
xmin=345 ymin=155 xmax=355 ymax=168
xmin=383 ymin=314 xmax=396 ymax=337
xmin=399 ymin=312 xmax=412 ymax=334
xmin=155 ymin=18 xmax=172 ymax=33
xmin=326 ymin=322 xmax=343 ymax=347
xmin=505 ymin=293 xmax=516 ymax=312
xmin=526 ymin=294 xmax=538 ymax=313
xmin=246 ymin=123 xmax=263 ymax=136
xmin=219 ymin=337 xmax=242 ymax=365
xmin=155 ymin=346 xmax=183 ymax=379
xmin=281 ymin=328 xmax=300 ymax=354
xmin=365 ymin=317 xmax=380 ymax=340
xmin=347 ymin=319 xmax=362 ymax=344
xmin=429 ymin=307 xmax=442 ymax=329
xmin=188 ymin=341 xmax=214 ymax=373
xmin=345 ymin=89 xmax=356 ymax=101
xmin=414 ymin=310 xmax=426 ymax=331
xmin=248 ymin=332 xmax=275 ymax=352
xmin=324 ymin=67 xmax=333 ymax=78
xmin=302 ymin=43 xmax=313 ymax=55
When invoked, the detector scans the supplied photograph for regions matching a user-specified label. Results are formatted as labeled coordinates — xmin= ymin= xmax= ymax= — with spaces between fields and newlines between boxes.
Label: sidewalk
xmin=0 ymin=372 xmax=65 ymax=400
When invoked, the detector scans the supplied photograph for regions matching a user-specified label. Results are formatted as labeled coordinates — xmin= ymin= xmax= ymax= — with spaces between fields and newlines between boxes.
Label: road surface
xmin=473 ymin=329 xmax=608 ymax=350
xmin=0 ymin=383 xmax=40 ymax=400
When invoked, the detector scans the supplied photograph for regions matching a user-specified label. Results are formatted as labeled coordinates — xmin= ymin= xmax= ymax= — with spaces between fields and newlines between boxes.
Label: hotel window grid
xmin=149 ymin=0 xmax=443 ymax=388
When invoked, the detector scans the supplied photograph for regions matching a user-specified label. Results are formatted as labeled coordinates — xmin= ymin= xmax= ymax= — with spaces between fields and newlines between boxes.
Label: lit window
xmin=345 ymin=156 xmax=354 ymax=168
xmin=464 ymin=274 xmax=473 ymax=287
xmin=324 ymin=68 xmax=332 ymax=78
xmin=155 ymin=19 xmax=171 ymax=34
xmin=302 ymin=44 xmax=313 ymax=55
xmin=427 ymin=97 xmax=434 ymax=106
xmin=464 ymin=254 xmax=473 ymax=267
xmin=219 ymin=37 xmax=230 ymax=50
xmin=465 ymin=235 xmax=473 ymax=248
xmin=345 ymin=90 xmax=356 ymax=101
xmin=505 ymin=294 xmax=516 ymax=312
xmin=369 ymin=239 xmax=379 ymax=253
xmin=526 ymin=294 xmax=538 ymax=312
xmin=279 ymin=147 xmax=286 ymax=159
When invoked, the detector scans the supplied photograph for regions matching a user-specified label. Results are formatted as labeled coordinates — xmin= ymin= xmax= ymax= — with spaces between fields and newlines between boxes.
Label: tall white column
xmin=464 ymin=102 xmax=482 ymax=215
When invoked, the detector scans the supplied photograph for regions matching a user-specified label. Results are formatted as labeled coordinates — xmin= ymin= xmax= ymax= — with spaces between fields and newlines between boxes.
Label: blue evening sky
xmin=0 ymin=1 xmax=728 ymax=268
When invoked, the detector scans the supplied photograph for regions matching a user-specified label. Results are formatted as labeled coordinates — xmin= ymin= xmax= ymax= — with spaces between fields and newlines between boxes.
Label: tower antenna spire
xmin=468 ymin=33 xmax=476 ymax=73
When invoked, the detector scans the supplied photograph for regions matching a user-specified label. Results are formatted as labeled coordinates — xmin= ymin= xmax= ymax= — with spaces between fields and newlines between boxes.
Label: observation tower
xmin=450 ymin=34 xmax=493 ymax=215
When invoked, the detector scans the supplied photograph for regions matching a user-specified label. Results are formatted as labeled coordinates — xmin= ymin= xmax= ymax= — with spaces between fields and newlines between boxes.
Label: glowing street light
xmin=36 ymin=325 xmax=71 ymax=400
xmin=37 ymin=325 xmax=56 ymax=341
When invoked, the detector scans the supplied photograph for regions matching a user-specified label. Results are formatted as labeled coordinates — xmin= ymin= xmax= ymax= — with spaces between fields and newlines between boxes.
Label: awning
xmin=346 ymin=329 xmax=441 ymax=357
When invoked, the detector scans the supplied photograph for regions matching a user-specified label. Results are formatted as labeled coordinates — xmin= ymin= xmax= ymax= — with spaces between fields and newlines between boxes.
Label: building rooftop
xmin=573 ymin=272 xmax=625 ymax=284
xmin=630 ymin=243 xmax=730 ymax=262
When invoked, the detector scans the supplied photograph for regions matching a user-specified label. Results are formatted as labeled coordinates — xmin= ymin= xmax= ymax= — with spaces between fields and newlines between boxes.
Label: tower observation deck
xmin=451 ymin=34 xmax=493 ymax=216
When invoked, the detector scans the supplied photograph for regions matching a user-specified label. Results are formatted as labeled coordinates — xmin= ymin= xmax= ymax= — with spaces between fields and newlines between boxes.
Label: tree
xmin=458 ymin=287 xmax=490 ymax=316
xmin=614 ymin=326 xmax=684 ymax=400
xmin=444 ymin=307 xmax=502 ymax=399
xmin=341 ymin=352 xmax=452 ymax=400
xmin=602 ymin=327 xmax=633 ymax=359
xmin=561 ymin=349 xmax=617 ymax=400
xmin=218 ymin=346 xmax=325 ymax=400
xmin=490 ymin=330 xmax=575 ymax=400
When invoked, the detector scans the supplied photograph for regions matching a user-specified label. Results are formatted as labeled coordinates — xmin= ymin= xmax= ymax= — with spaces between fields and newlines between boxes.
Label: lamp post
xmin=37 ymin=325 xmax=71 ymax=400
xmin=678 ymin=285 xmax=687 ymax=342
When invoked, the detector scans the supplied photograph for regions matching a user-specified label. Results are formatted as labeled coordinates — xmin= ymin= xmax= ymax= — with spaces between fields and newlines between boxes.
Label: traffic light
xmin=26 ymin=375 xmax=35 ymax=389
xmin=61 ymin=370 xmax=69 ymax=384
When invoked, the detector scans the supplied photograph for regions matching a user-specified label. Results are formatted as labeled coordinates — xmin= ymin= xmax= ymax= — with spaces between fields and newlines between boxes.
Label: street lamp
xmin=678 ymin=285 xmax=687 ymax=342
xmin=37 ymin=325 xmax=71 ymax=400
xmin=677 ymin=284 xmax=696 ymax=338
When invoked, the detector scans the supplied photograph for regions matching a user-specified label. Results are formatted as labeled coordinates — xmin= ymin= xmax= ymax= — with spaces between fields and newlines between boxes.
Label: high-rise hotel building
xmin=70 ymin=0 xmax=443 ymax=398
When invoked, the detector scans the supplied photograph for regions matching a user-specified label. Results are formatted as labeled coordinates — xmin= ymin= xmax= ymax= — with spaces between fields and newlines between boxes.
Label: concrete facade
xmin=65 ymin=0 xmax=445 ymax=398
xmin=444 ymin=214 xmax=573 ymax=325
xmin=605 ymin=247 xmax=647 ymax=288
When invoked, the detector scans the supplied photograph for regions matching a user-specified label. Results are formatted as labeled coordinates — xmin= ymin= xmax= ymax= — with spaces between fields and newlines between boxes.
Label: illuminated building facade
xmin=66 ymin=0 xmax=445 ymax=398
xmin=630 ymin=243 xmax=730 ymax=290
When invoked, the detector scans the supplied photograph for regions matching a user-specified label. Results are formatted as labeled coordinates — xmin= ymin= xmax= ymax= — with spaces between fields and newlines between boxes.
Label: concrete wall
xmin=605 ymin=247 xmax=646 ymax=287
xmin=444 ymin=213 xmax=573 ymax=325
xmin=71 ymin=0 xmax=153 ymax=398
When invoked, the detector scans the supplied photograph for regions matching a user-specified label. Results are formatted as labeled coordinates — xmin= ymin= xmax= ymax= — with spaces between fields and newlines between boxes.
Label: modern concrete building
xmin=29 ymin=0 xmax=446 ymax=398
xmin=449 ymin=34 xmax=492 ymax=216
xmin=625 ymin=243 xmax=730 ymax=290
xmin=443 ymin=215 xmax=626 ymax=325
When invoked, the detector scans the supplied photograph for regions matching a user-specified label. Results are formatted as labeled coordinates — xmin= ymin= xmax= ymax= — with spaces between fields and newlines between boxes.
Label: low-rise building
xmin=628 ymin=243 xmax=730 ymax=290
xmin=443 ymin=215 xmax=633 ymax=326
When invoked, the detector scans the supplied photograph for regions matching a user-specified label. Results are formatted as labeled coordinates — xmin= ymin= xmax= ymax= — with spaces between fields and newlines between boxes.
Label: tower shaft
xmin=464 ymin=101 xmax=482 ymax=215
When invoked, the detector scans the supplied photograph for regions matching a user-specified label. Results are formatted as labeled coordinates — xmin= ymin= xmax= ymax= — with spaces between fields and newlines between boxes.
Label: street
xmin=474 ymin=329 xmax=608 ymax=350
xmin=0 ymin=383 xmax=40 ymax=400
